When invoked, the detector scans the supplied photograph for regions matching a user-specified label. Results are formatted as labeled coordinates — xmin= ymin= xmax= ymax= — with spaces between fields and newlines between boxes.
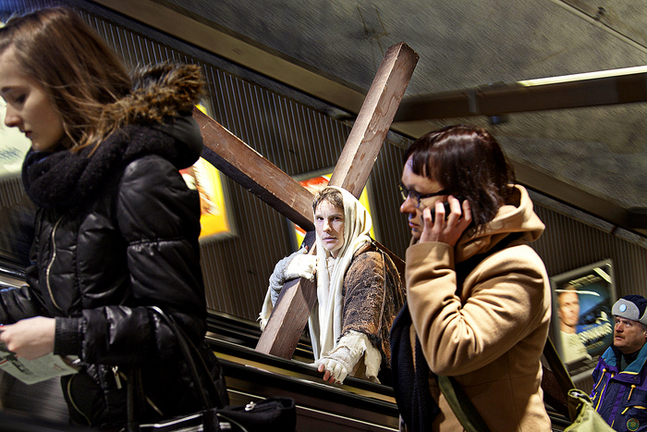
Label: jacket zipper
xmin=592 ymin=368 xmax=607 ymax=392
xmin=112 ymin=366 xmax=122 ymax=389
xmin=593 ymin=370 xmax=612 ymax=411
xmin=45 ymin=217 xmax=64 ymax=313
xmin=66 ymin=375 xmax=92 ymax=425
xmin=628 ymin=384 xmax=636 ymax=402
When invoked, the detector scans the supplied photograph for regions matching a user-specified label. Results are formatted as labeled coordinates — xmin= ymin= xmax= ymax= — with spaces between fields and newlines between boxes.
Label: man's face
xmin=314 ymin=200 xmax=345 ymax=258
xmin=614 ymin=317 xmax=647 ymax=354
xmin=558 ymin=291 xmax=580 ymax=329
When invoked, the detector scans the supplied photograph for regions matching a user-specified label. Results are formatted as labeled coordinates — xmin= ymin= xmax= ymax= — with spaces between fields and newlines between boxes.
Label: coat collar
xmin=601 ymin=342 xmax=647 ymax=380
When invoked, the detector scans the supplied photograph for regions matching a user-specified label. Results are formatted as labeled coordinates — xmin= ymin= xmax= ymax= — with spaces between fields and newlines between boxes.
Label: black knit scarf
xmin=390 ymin=301 xmax=438 ymax=432
xmin=21 ymin=124 xmax=193 ymax=213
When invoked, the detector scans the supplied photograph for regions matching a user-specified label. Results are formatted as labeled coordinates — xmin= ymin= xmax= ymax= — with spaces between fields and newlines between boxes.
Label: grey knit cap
xmin=612 ymin=295 xmax=647 ymax=326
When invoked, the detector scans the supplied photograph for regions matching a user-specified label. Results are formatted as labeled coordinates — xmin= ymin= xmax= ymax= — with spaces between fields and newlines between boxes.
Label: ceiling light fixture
xmin=518 ymin=65 xmax=647 ymax=87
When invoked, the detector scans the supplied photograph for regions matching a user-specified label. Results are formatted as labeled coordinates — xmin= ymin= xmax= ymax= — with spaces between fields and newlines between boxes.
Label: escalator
xmin=0 ymin=263 xmax=571 ymax=431
xmin=205 ymin=311 xmax=571 ymax=431
xmin=206 ymin=311 xmax=399 ymax=431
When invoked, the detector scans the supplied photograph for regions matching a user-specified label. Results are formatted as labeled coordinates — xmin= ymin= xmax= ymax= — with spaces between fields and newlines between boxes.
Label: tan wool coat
xmin=404 ymin=185 xmax=552 ymax=432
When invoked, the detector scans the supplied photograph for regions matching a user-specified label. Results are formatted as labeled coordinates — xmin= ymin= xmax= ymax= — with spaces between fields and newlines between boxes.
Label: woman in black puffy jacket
xmin=0 ymin=7 xmax=227 ymax=429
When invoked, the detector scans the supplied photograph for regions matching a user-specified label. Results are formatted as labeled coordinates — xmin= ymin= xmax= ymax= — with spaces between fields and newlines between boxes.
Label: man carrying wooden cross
xmin=259 ymin=186 xmax=405 ymax=385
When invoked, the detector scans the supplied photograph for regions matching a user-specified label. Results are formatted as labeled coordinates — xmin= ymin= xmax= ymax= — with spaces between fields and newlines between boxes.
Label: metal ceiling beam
xmin=394 ymin=68 xmax=647 ymax=121
xmin=391 ymin=67 xmax=647 ymax=232
xmin=88 ymin=0 xmax=647 ymax=235
xmin=89 ymin=0 xmax=368 ymax=115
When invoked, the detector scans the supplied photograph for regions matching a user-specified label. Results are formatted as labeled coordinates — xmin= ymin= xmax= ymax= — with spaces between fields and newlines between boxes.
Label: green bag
xmin=564 ymin=389 xmax=614 ymax=431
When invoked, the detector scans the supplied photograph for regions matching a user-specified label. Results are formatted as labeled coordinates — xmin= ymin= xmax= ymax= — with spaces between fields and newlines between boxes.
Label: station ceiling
xmin=91 ymin=0 xmax=647 ymax=234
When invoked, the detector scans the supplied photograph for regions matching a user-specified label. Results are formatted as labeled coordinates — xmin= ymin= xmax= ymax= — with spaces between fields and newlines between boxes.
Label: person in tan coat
xmin=390 ymin=125 xmax=552 ymax=432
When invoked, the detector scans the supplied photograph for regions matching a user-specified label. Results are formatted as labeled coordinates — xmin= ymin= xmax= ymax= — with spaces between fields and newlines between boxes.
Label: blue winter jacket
xmin=590 ymin=343 xmax=647 ymax=431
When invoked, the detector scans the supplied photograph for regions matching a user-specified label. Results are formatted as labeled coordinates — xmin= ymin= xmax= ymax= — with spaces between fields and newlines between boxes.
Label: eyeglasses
xmin=398 ymin=183 xmax=449 ymax=208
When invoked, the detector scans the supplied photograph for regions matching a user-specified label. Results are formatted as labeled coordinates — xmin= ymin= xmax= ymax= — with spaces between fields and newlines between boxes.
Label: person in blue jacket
xmin=591 ymin=295 xmax=647 ymax=431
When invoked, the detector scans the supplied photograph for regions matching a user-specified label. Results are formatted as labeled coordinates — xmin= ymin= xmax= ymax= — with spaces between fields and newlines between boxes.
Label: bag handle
xmin=148 ymin=306 xmax=223 ymax=409
xmin=125 ymin=307 xmax=225 ymax=431
xmin=543 ymin=336 xmax=576 ymax=419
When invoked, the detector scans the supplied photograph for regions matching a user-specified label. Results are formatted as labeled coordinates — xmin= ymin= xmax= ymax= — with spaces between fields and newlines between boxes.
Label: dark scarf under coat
xmin=390 ymin=303 xmax=438 ymax=432
xmin=21 ymin=120 xmax=200 ymax=213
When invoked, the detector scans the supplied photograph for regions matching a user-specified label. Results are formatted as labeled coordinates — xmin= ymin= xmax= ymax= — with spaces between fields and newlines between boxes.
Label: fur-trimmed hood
xmin=108 ymin=62 xmax=204 ymax=129
xmin=22 ymin=63 xmax=204 ymax=212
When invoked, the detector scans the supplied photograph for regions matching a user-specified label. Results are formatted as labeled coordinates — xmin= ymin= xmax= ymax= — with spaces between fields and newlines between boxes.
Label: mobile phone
xmin=424 ymin=197 xmax=465 ymax=223
xmin=429 ymin=201 xmax=452 ymax=223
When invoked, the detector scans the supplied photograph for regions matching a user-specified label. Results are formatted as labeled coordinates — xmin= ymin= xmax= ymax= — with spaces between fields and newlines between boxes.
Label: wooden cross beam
xmin=193 ymin=43 xmax=569 ymax=417
xmin=327 ymin=42 xmax=419 ymax=197
xmin=193 ymin=43 xmax=569 ymax=418
xmin=195 ymin=42 xmax=418 ymax=359
xmin=193 ymin=109 xmax=315 ymax=232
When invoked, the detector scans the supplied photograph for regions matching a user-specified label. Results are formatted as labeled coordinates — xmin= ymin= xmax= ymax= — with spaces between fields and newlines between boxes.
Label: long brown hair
xmin=404 ymin=124 xmax=516 ymax=226
xmin=0 ymin=7 xmax=132 ymax=150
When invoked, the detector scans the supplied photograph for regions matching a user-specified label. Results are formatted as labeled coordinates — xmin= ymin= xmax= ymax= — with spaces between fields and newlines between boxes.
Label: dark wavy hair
xmin=0 ymin=7 xmax=132 ymax=151
xmin=312 ymin=187 xmax=344 ymax=213
xmin=403 ymin=124 xmax=516 ymax=226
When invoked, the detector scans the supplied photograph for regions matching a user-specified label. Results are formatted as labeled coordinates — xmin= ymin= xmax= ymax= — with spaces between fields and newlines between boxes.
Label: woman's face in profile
xmin=400 ymin=158 xmax=447 ymax=241
xmin=0 ymin=47 xmax=65 ymax=152
xmin=314 ymin=199 xmax=345 ymax=258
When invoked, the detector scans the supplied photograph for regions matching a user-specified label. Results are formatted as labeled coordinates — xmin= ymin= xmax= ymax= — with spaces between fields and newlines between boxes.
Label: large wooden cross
xmin=192 ymin=41 xmax=571 ymax=418
xmin=194 ymin=42 xmax=418 ymax=359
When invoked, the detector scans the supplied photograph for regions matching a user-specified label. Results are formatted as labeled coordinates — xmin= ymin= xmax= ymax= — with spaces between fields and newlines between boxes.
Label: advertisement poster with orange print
xmin=180 ymin=157 xmax=233 ymax=240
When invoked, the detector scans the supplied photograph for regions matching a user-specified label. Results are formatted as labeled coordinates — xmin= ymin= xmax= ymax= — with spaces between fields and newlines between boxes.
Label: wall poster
xmin=179 ymin=103 xmax=234 ymax=241
xmin=550 ymin=259 xmax=616 ymax=380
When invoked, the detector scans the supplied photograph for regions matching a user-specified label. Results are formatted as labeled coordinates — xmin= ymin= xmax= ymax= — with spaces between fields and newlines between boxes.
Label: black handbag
xmin=124 ymin=306 xmax=297 ymax=432
xmin=132 ymin=398 xmax=297 ymax=432
xmin=217 ymin=398 xmax=297 ymax=432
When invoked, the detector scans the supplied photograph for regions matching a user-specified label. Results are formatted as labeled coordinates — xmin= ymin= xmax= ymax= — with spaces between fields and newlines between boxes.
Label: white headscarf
xmin=308 ymin=186 xmax=372 ymax=360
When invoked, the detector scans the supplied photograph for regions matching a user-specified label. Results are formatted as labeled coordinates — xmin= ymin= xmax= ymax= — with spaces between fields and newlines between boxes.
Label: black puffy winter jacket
xmin=0 ymin=65 xmax=228 ymax=429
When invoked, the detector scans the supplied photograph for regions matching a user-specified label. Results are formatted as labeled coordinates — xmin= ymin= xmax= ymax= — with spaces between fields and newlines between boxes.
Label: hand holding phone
xmin=421 ymin=197 xmax=464 ymax=223
xmin=429 ymin=201 xmax=452 ymax=223
xmin=419 ymin=196 xmax=472 ymax=247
